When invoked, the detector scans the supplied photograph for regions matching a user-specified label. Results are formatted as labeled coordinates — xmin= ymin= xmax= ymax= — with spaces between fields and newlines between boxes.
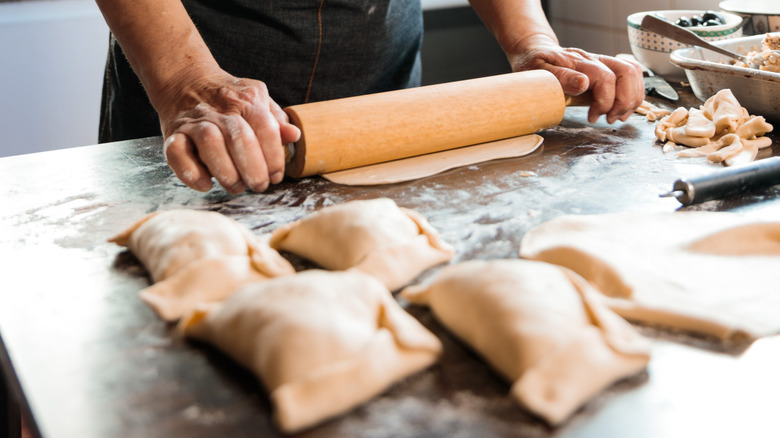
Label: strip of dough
xmin=322 ymin=134 xmax=543 ymax=185
xmin=519 ymin=212 xmax=780 ymax=341
xmin=635 ymin=100 xmax=671 ymax=121
xmin=180 ymin=270 xmax=442 ymax=433
xmin=401 ymin=259 xmax=650 ymax=425
xmin=684 ymin=108 xmax=716 ymax=138
xmin=701 ymin=89 xmax=748 ymax=134
xmin=651 ymin=89 xmax=774 ymax=166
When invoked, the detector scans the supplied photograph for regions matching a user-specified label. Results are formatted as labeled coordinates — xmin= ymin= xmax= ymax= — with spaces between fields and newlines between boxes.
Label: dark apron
xmin=99 ymin=0 xmax=423 ymax=143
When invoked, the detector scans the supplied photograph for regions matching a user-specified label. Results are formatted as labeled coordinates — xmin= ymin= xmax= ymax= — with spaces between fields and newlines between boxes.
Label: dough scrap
xmin=109 ymin=209 xmax=294 ymax=320
xmin=519 ymin=212 xmax=780 ymax=341
xmin=684 ymin=108 xmax=716 ymax=138
xmin=322 ymin=134 xmax=543 ymax=185
xmin=180 ymin=270 xmax=442 ymax=433
xmin=651 ymin=89 xmax=774 ymax=165
xmin=269 ymin=198 xmax=454 ymax=291
xmin=401 ymin=259 xmax=650 ymax=425
xmin=635 ymin=100 xmax=672 ymax=121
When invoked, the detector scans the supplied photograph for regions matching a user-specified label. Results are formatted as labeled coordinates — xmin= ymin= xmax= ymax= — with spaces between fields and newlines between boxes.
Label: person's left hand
xmin=508 ymin=34 xmax=644 ymax=124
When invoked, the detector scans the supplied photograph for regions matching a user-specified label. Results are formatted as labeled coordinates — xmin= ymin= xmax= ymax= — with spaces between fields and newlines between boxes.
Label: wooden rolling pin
xmin=283 ymin=70 xmax=588 ymax=178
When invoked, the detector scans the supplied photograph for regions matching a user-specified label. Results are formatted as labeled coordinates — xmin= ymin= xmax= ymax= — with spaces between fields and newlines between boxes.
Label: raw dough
xmin=269 ymin=198 xmax=454 ymax=291
xmin=180 ymin=270 xmax=442 ymax=433
xmin=322 ymin=134 xmax=543 ymax=185
xmin=109 ymin=209 xmax=294 ymax=321
xmin=635 ymin=100 xmax=671 ymax=121
xmin=684 ymin=108 xmax=716 ymax=138
xmin=519 ymin=212 xmax=780 ymax=341
xmin=652 ymin=89 xmax=774 ymax=166
xmin=401 ymin=259 xmax=650 ymax=425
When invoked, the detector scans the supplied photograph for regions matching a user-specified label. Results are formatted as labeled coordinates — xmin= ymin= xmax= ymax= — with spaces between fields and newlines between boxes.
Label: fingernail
xmin=570 ymin=75 xmax=588 ymax=93
xmin=195 ymin=179 xmax=213 ymax=192
xmin=270 ymin=172 xmax=283 ymax=184
xmin=230 ymin=182 xmax=246 ymax=194
xmin=247 ymin=180 xmax=269 ymax=193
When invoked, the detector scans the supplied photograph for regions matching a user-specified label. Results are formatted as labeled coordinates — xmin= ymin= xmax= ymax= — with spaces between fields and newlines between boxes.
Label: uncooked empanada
xmin=519 ymin=212 xmax=780 ymax=340
xmin=109 ymin=209 xmax=294 ymax=320
xmin=269 ymin=198 xmax=454 ymax=290
xmin=180 ymin=270 xmax=442 ymax=433
xmin=401 ymin=259 xmax=650 ymax=425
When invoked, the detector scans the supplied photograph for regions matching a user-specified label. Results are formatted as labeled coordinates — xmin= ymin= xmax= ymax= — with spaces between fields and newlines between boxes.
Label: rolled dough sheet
xmin=519 ymin=212 xmax=780 ymax=341
xmin=322 ymin=134 xmax=543 ymax=185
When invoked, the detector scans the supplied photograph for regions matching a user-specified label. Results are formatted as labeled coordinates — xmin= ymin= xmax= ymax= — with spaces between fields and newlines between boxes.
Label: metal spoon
xmin=640 ymin=14 xmax=759 ymax=68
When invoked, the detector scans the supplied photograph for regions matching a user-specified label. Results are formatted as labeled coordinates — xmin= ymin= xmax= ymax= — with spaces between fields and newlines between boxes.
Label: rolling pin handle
xmin=564 ymin=91 xmax=594 ymax=107
xmin=659 ymin=189 xmax=686 ymax=202
xmin=661 ymin=157 xmax=780 ymax=205
xmin=285 ymin=142 xmax=296 ymax=163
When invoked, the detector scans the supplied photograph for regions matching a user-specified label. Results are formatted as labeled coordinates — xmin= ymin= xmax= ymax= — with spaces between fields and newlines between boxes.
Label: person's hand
xmin=508 ymin=34 xmax=644 ymax=124
xmin=157 ymin=69 xmax=301 ymax=194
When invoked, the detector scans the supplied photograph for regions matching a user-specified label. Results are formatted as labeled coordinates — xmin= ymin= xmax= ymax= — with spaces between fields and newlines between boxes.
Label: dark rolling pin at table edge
xmin=661 ymin=156 xmax=780 ymax=205
xmin=281 ymin=71 xmax=594 ymax=179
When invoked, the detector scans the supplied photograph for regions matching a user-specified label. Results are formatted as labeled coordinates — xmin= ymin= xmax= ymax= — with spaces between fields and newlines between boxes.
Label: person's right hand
xmin=507 ymin=35 xmax=644 ymax=125
xmin=158 ymin=69 xmax=301 ymax=194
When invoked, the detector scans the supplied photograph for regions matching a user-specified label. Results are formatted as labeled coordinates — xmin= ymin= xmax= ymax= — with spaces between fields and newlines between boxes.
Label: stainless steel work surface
xmin=2 ymin=93 xmax=779 ymax=437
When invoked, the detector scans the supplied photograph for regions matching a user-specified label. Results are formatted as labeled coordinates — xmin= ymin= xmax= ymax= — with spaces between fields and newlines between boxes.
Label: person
xmin=95 ymin=0 xmax=644 ymax=195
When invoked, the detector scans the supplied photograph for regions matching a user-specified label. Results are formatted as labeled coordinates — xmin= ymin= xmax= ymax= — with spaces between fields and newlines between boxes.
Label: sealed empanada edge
xmin=107 ymin=210 xmax=162 ymax=246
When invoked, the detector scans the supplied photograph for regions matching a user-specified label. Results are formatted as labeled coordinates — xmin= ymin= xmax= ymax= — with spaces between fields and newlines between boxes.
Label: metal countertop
xmin=2 ymin=92 xmax=779 ymax=438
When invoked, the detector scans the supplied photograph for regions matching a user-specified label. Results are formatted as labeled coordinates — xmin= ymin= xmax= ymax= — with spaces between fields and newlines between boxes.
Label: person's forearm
xmin=467 ymin=0 xmax=557 ymax=55
xmin=94 ymin=0 xmax=220 ymax=109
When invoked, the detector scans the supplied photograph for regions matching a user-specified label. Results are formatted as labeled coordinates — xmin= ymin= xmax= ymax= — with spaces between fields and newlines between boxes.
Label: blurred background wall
xmin=0 ymin=0 xmax=721 ymax=158
xmin=548 ymin=0 xmax=722 ymax=57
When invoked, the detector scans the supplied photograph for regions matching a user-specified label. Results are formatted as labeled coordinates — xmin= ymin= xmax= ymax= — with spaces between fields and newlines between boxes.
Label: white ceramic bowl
xmin=720 ymin=0 xmax=780 ymax=35
xmin=627 ymin=10 xmax=743 ymax=80
xmin=670 ymin=33 xmax=780 ymax=120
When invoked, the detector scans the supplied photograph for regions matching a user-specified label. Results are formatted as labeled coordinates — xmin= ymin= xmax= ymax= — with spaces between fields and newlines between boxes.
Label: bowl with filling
xmin=627 ymin=10 xmax=744 ymax=79
xmin=670 ymin=32 xmax=780 ymax=119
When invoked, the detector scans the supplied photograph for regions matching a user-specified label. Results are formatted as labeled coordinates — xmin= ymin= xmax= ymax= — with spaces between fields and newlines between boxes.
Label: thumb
xmin=546 ymin=65 xmax=590 ymax=96
xmin=279 ymin=122 xmax=301 ymax=145
xmin=270 ymin=103 xmax=302 ymax=144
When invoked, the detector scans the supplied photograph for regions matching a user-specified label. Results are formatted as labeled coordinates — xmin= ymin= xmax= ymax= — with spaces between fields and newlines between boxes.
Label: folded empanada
xmin=401 ymin=259 xmax=650 ymax=425
xmin=109 ymin=209 xmax=294 ymax=320
xmin=269 ymin=198 xmax=454 ymax=290
xmin=519 ymin=212 xmax=780 ymax=340
xmin=180 ymin=270 xmax=442 ymax=433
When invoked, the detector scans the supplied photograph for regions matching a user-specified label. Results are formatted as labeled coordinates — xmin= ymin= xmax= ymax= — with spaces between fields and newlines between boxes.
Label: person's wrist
xmin=506 ymin=33 xmax=558 ymax=59
xmin=150 ymin=61 xmax=226 ymax=123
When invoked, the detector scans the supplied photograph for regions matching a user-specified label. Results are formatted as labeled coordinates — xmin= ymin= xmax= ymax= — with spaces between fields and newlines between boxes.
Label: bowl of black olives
xmin=673 ymin=10 xmax=730 ymax=28
xmin=627 ymin=10 xmax=743 ymax=79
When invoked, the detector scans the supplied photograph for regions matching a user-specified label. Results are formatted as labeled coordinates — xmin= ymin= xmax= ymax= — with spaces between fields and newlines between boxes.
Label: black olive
xmin=691 ymin=15 xmax=703 ymax=26
xmin=675 ymin=16 xmax=692 ymax=27
xmin=703 ymin=19 xmax=722 ymax=26
xmin=702 ymin=10 xmax=725 ymax=24
xmin=652 ymin=13 xmax=669 ymax=22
